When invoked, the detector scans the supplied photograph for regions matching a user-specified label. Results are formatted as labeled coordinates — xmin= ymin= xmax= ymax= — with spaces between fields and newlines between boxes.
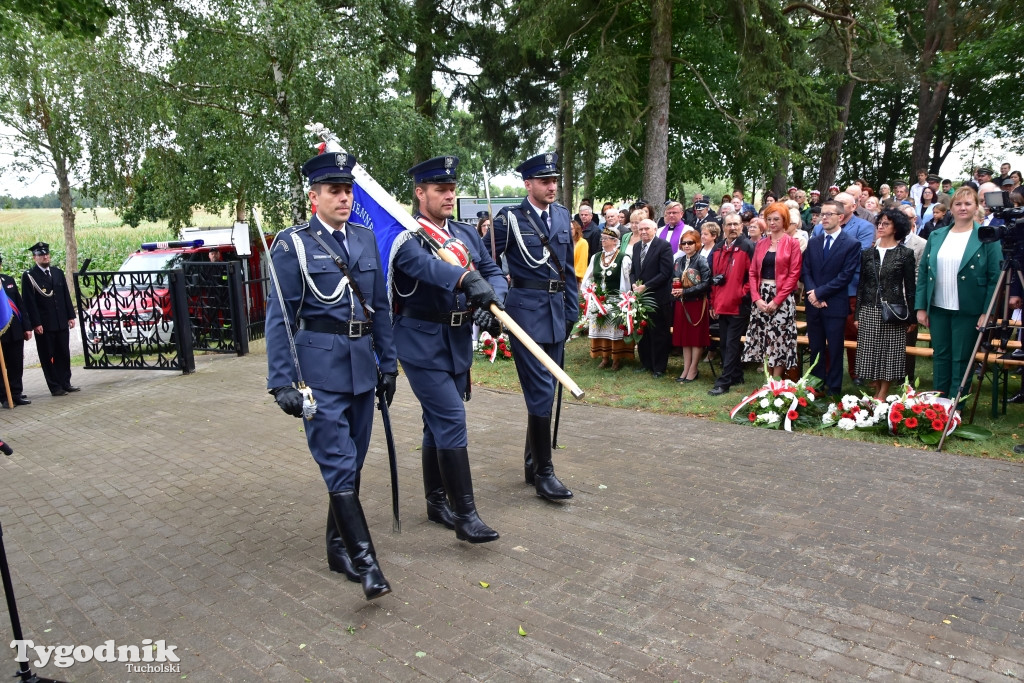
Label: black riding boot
xmin=326 ymin=505 xmax=359 ymax=582
xmin=437 ymin=448 xmax=499 ymax=543
xmin=326 ymin=473 xmax=360 ymax=581
xmin=527 ymin=414 xmax=573 ymax=501
xmin=422 ymin=446 xmax=455 ymax=529
xmin=523 ymin=420 xmax=534 ymax=485
xmin=329 ymin=490 xmax=391 ymax=600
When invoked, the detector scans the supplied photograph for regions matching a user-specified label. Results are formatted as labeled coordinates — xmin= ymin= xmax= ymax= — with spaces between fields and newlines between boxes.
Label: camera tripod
xmin=937 ymin=255 xmax=1024 ymax=451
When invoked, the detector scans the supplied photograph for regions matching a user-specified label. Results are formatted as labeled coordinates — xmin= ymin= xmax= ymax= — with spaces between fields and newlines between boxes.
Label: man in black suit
xmin=1 ymin=253 xmax=32 ymax=406
xmin=629 ymin=218 xmax=673 ymax=377
xmin=21 ymin=242 xmax=79 ymax=396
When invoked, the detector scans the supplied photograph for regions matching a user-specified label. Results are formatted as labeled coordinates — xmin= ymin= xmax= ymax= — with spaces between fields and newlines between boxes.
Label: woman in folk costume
xmin=580 ymin=227 xmax=633 ymax=370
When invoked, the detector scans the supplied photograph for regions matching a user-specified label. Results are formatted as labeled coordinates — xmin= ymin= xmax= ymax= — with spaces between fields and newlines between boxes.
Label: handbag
xmin=876 ymin=250 xmax=910 ymax=326
xmin=880 ymin=300 xmax=910 ymax=325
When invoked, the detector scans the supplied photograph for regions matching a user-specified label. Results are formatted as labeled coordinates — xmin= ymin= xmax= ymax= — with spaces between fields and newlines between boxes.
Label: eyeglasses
xmin=819 ymin=212 xmax=839 ymax=217
xmin=680 ymin=240 xmax=696 ymax=246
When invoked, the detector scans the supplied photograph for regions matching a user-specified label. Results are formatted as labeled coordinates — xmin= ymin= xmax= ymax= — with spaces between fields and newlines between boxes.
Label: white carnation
xmin=760 ymin=398 xmax=770 ymax=408
xmin=836 ymin=417 xmax=856 ymax=430
xmin=773 ymin=397 xmax=784 ymax=408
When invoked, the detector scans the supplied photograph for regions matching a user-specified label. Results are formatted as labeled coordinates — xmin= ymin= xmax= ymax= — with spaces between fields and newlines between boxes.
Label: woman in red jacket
xmin=742 ymin=202 xmax=803 ymax=379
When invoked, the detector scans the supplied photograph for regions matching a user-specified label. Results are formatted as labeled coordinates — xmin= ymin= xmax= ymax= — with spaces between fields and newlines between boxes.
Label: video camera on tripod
xmin=978 ymin=191 xmax=1024 ymax=246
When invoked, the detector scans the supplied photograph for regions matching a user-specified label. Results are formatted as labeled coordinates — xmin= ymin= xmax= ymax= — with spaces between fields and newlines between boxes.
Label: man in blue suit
xmin=266 ymin=152 xmax=398 ymax=601
xmin=803 ymin=200 xmax=862 ymax=396
xmin=492 ymin=152 xmax=577 ymax=501
xmin=390 ymin=156 xmax=506 ymax=543
xmin=830 ymin=191 xmax=877 ymax=383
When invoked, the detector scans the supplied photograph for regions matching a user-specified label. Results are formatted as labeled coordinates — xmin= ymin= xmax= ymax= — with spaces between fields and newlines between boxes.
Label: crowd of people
xmin=569 ymin=164 xmax=1023 ymax=402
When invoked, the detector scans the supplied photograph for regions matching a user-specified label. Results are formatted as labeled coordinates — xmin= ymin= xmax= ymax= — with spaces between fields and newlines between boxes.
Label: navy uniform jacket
xmin=0 ymin=273 xmax=31 ymax=338
xmin=803 ymin=230 xmax=861 ymax=318
xmin=21 ymin=265 xmax=74 ymax=332
xmin=266 ymin=214 xmax=397 ymax=396
xmin=491 ymin=198 xmax=578 ymax=342
xmin=392 ymin=218 xmax=508 ymax=373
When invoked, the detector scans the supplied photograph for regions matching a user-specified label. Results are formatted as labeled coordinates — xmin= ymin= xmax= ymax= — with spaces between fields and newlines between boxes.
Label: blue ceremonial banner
xmin=0 ymin=288 xmax=13 ymax=336
xmin=350 ymin=182 xmax=411 ymax=280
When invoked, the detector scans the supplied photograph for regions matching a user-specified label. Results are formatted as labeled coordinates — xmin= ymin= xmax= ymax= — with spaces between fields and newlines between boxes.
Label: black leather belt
xmin=298 ymin=318 xmax=373 ymax=338
xmin=399 ymin=306 xmax=471 ymax=327
xmin=511 ymin=278 xmax=565 ymax=292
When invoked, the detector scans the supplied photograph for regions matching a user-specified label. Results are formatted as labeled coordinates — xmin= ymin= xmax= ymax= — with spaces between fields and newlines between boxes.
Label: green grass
xmin=471 ymin=336 xmax=1024 ymax=462
xmin=0 ymin=207 xmax=232 ymax=275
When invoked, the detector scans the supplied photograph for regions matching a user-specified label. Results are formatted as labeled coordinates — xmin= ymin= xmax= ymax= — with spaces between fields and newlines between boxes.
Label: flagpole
xmin=0 ymin=345 xmax=12 ymax=409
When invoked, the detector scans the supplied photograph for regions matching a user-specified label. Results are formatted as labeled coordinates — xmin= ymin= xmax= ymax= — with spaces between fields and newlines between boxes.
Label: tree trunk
xmin=909 ymin=0 xmax=956 ymax=175
xmin=269 ymin=55 xmax=304 ymax=224
xmin=771 ymin=99 xmax=791 ymax=198
xmin=877 ymin=91 xmax=905 ymax=185
xmin=235 ymin=189 xmax=246 ymax=223
xmin=54 ymin=157 xmax=77 ymax=293
xmin=641 ymin=0 xmax=672 ymax=221
xmin=411 ymin=0 xmax=436 ymax=167
xmin=582 ymin=138 xmax=596 ymax=203
xmin=815 ymin=79 xmax=856 ymax=195
xmin=557 ymin=75 xmax=574 ymax=208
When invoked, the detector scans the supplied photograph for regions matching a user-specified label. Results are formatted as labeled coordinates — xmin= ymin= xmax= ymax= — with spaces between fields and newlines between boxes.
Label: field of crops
xmin=0 ymin=208 xmax=233 ymax=275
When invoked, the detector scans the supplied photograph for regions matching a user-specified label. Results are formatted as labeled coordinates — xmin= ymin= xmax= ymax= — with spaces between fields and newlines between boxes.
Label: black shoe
xmin=64 ymin=386 xmax=81 ymax=392
xmin=652 ymin=372 xmax=664 ymax=378
xmin=527 ymin=414 xmax=572 ymax=501
xmin=13 ymin=397 xmax=31 ymax=406
xmin=708 ymin=385 xmax=729 ymax=396
xmin=1009 ymin=391 xmax=1024 ymax=404
xmin=422 ymin=446 xmax=455 ymax=529
xmin=437 ymin=448 xmax=499 ymax=543
xmin=51 ymin=390 xmax=68 ymax=397
xmin=329 ymin=490 xmax=391 ymax=600
xmin=325 ymin=503 xmax=360 ymax=582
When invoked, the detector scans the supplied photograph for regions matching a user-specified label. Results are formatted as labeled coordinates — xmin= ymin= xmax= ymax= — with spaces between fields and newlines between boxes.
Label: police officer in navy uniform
xmin=21 ymin=242 xmax=79 ymax=396
xmin=491 ymin=152 xmax=578 ymax=501
xmin=0 ymin=253 xmax=32 ymax=406
xmin=266 ymin=152 xmax=398 ymax=600
xmin=390 ymin=155 xmax=507 ymax=542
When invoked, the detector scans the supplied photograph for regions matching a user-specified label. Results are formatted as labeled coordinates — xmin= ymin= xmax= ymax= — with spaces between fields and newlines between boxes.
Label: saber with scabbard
xmin=375 ymin=384 xmax=401 ymax=532
xmin=253 ymin=208 xmax=316 ymax=420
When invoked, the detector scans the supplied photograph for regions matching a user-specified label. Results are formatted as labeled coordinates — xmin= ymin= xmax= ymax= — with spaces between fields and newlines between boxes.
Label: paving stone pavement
xmin=0 ymin=351 xmax=1021 ymax=682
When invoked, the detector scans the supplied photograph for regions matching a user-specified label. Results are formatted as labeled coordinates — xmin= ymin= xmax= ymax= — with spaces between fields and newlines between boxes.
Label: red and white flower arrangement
xmin=478 ymin=331 xmax=512 ymax=362
xmin=730 ymin=361 xmax=823 ymax=431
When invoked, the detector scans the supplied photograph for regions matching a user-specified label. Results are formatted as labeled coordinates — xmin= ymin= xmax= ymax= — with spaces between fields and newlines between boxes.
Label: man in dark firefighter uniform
xmin=389 ymin=155 xmax=507 ymax=542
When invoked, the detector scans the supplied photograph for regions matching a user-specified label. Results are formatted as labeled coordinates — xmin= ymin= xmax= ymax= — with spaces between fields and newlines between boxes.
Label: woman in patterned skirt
xmin=854 ymin=208 xmax=917 ymax=400
xmin=581 ymin=227 xmax=634 ymax=370
xmin=742 ymin=203 xmax=803 ymax=378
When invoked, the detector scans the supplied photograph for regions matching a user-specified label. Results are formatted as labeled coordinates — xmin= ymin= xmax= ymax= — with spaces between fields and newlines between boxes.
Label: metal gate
xmin=240 ymin=256 xmax=269 ymax=341
xmin=181 ymin=262 xmax=249 ymax=355
xmin=75 ymin=269 xmax=196 ymax=373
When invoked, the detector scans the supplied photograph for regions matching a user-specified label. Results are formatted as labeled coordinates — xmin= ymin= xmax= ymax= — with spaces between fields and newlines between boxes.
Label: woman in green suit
xmin=914 ymin=186 xmax=1001 ymax=398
